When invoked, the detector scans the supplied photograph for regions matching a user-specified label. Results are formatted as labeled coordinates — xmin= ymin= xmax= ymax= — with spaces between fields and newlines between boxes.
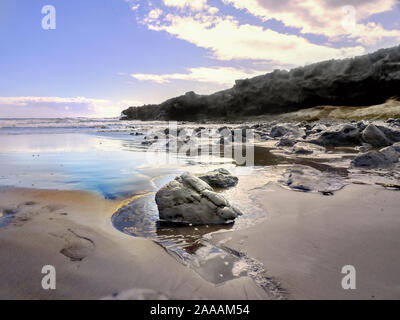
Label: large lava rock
xmin=155 ymin=172 xmax=242 ymax=225
xmin=351 ymin=146 xmax=399 ymax=168
xmin=198 ymin=168 xmax=238 ymax=188
xmin=307 ymin=124 xmax=360 ymax=147
xmin=361 ymin=124 xmax=391 ymax=147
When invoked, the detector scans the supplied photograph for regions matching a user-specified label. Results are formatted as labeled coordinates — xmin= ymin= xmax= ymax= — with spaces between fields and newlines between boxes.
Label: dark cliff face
xmin=121 ymin=45 xmax=400 ymax=121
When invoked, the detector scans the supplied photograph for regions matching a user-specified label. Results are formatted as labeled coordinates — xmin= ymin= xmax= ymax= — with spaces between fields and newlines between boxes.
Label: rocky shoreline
xmin=121 ymin=45 xmax=400 ymax=121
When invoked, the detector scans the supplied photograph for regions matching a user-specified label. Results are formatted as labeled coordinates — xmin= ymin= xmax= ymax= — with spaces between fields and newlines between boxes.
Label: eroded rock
xmin=198 ymin=168 xmax=239 ymax=188
xmin=270 ymin=124 xmax=305 ymax=139
xmin=351 ymin=146 xmax=399 ymax=168
xmin=361 ymin=124 xmax=391 ymax=147
xmin=155 ymin=172 xmax=242 ymax=225
xmin=308 ymin=124 xmax=360 ymax=147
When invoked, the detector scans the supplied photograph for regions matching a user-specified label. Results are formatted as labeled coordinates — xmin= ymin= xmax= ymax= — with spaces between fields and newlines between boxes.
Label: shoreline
xmin=0 ymin=187 xmax=268 ymax=300
xmin=212 ymin=182 xmax=400 ymax=299
xmin=1 ymin=179 xmax=400 ymax=299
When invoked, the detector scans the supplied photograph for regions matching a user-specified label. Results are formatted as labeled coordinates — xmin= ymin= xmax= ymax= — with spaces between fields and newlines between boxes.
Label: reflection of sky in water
xmin=0 ymin=133 xmax=233 ymax=199
xmin=0 ymin=134 xmax=167 ymax=198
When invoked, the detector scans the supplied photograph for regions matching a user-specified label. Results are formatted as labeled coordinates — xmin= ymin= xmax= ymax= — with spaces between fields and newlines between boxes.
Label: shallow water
xmin=0 ymin=118 xmax=398 ymax=291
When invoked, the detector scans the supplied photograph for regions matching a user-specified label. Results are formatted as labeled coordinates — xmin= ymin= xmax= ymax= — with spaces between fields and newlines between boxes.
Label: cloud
xmin=163 ymin=0 xmax=208 ymax=11
xmin=149 ymin=8 xmax=163 ymax=19
xmin=148 ymin=13 xmax=365 ymax=66
xmin=0 ymin=97 xmax=141 ymax=118
xmin=125 ymin=0 xmax=398 ymax=92
xmin=132 ymin=66 xmax=266 ymax=85
xmin=222 ymin=0 xmax=400 ymax=45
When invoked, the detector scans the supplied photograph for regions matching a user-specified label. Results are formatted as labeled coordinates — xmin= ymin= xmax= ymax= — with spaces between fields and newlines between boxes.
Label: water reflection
xmin=111 ymin=193 xmax=246 ymax=284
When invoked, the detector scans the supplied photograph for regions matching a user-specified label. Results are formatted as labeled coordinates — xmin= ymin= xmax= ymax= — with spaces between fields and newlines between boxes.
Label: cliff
xmin=121 ymin=45 xmax=400 ymax=121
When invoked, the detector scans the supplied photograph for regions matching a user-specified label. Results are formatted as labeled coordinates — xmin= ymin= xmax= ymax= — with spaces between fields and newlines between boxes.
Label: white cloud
xmin=149 ymin=8 xmax=163 ymax=19
xmin=132 ymin=66 xmax=266 ymax=85
xmin=222 ymin=0 xmax=400 ymax=45
xmin=148 ymin=14 xmax=365 ymax=66
xmin=131 ymin=4 xmax=140 ymax=11
xmin=0 ymin=97 xmax=142 ymax=118
xmin=163 ymin=0 xmax=208 ymax=11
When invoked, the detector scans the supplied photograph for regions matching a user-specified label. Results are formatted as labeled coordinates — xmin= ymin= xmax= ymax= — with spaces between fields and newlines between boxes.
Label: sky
xmin=0 ymin=0 xmax=399 ymax=118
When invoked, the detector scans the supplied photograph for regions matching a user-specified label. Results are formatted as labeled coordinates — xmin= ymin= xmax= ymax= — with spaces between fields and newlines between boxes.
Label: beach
xmin=0 ymin=187 xmax=267 ymax=300
xmin=0 ymin=117 xmax=399 ymax=300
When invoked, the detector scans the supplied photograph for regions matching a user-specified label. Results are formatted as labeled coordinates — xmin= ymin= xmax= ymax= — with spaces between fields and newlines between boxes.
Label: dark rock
xmin=308 ymin=124 xmax=360 ymax=146
xmin=376 ymin=125 xmax=400 ymax=142
xmin=361 ymin=124 xmax=391 ymax=146
xmin=276 ymin=137 xmax=296 ymax=147
xmin=155 ymin=172 xmax=242 ymax=225
xmin=198 ymin=168 xmax=239 ymax=188
xmin=351 ymin=146 xmax=399 ymax=168
xmin=270 ymin=124 xmax=305 ymax=138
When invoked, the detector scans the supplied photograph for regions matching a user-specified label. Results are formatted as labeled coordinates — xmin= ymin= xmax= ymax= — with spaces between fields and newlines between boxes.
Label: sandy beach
xmin=212 ymin=182 xmax=400 ymax=299
xmin=0 ymin=118 xmax=399 ymax=300
xmin=0 ymin=187 xmax=270 ymax=300
xmin=1 ymin=179 xmax=400 ymax=299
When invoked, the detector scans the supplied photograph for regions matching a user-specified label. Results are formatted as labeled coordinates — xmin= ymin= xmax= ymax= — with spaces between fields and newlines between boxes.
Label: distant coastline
xmin=121 ymin=45 xmax=400 ymax=121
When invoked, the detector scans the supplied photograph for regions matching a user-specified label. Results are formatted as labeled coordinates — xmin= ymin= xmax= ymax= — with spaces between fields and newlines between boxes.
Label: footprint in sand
xmin=59 ymin=229 xmax=95 ymax=262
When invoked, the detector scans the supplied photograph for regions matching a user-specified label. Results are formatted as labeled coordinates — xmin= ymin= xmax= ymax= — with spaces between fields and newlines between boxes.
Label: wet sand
xmin=212 ymin=181 xmax=400 ymax=299
xmin=0 ymin=187 xmax=267 ymax=300
xmin=1 ymin=122 xmax=400 ymax=300
xmin=2 ymin=180 xmax=399 ymax=299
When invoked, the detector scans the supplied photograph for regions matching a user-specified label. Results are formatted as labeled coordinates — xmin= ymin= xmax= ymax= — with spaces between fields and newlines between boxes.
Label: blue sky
xmin=0 ymin=0 xmax=399 ymax=117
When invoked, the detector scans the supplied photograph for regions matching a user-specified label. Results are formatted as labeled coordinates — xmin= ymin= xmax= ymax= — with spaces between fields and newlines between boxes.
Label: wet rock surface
xmin=198 ymin=168 xmax=239 ymax=188
xmin=283 ymin=165 xmax=345 ymax=194
xmin=351 ymin=146 xmax=400 ymax=168
xmin=361 ymin=124 xmax=391 ymax=147
xmin=307 ymin=124 xmax=360 ymax=147
xmin=155 ymin=172 xmax=242 ymax=225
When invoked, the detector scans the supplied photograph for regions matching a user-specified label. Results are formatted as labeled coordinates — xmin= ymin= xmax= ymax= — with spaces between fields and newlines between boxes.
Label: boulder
xmin=270 ymin=124 xmax=305 ymax=138
xmin=198 ymin=168 xmax=239 ymax=188
xmin=351 ymin=146 xmax=399 ymax=168
xmin=308 ymin=124 xmax=360 ymax=147
xmin=155 ymin=172 xmax=242 ymax=225
xmin=293 ymin=145 xmax=313 ymax=155
xmin=292 ymin=142 xmax=325 ymax=155
xmin=276 ymin=137 xmax=296 ymax=147
xmin=376 ymin=125 xmax=400 ymax=142
xmin=361 ymin=124 xmax=391 ymax=147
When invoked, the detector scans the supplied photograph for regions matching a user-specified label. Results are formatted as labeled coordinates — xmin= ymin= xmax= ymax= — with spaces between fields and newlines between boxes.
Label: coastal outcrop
xmin=121 ymin=45 xmax=400 ymax=121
